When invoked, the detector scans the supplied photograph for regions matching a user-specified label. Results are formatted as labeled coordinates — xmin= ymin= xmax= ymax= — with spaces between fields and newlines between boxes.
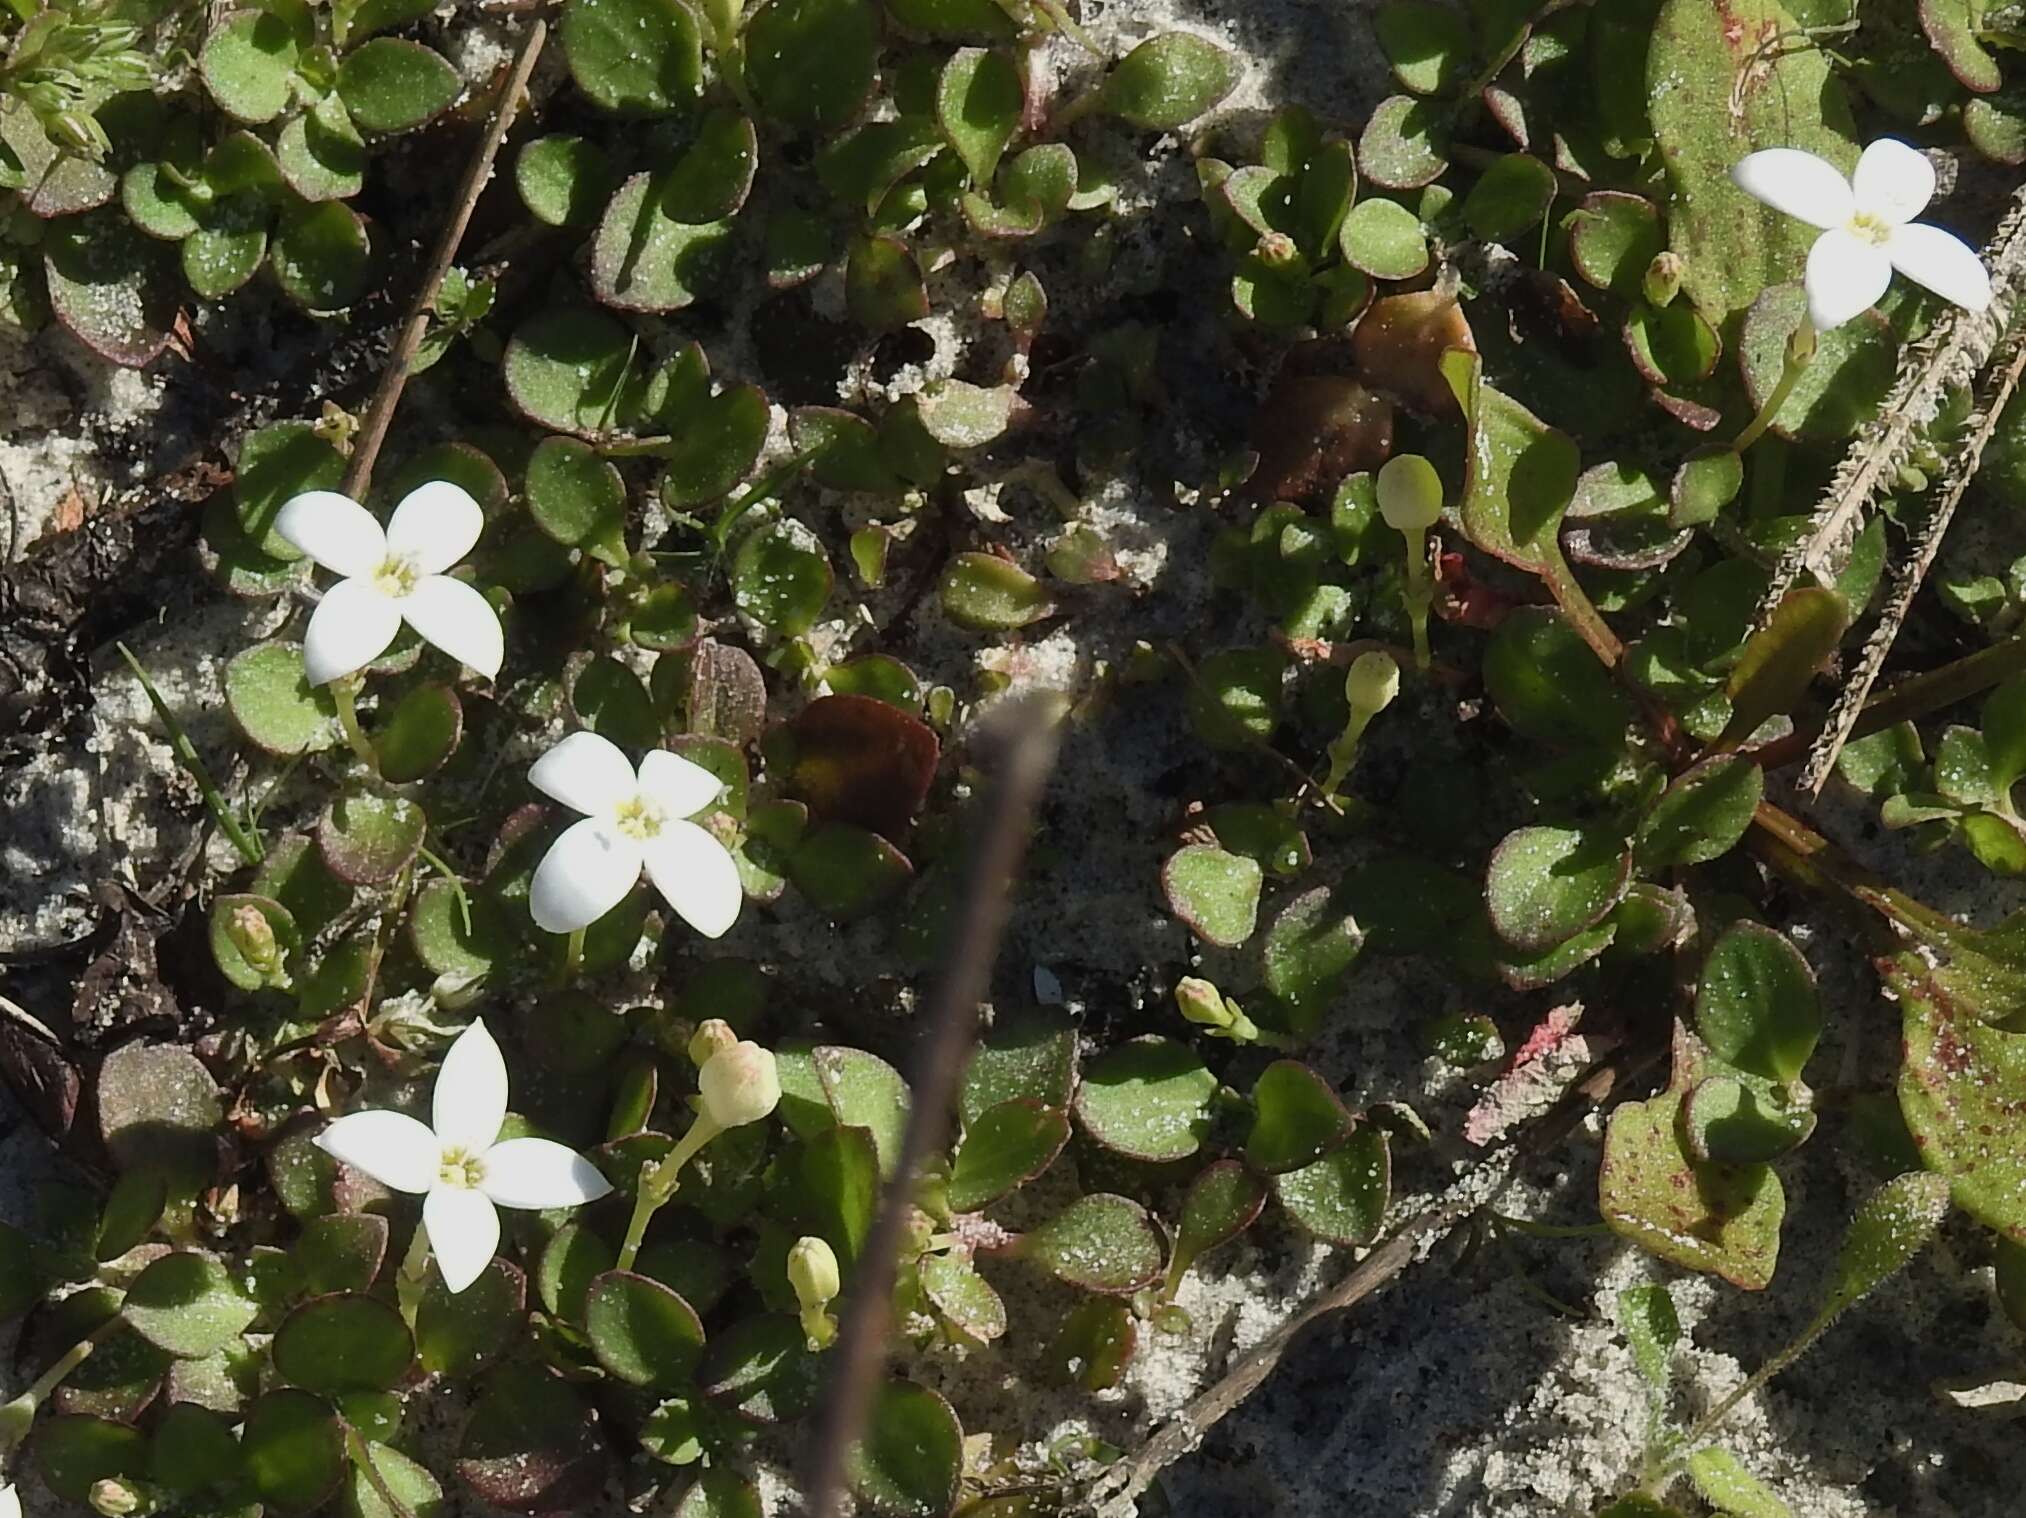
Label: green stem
xmin=1674 ymin=1309 xmax=1833 ymax=1457
xmin=557 ymin=927 xmax=585 ymax=988
xmin=394 ymin=1221 xmax=431 ymax=1329
xmin=345 ymin=1424 xmax=420 ymax=1518
xmin=1321 ymin=710 xmax=1376 ymax=799
xmin=116 ymin=642 xmax=263 ymax=866
xmin=330 ymin=676 xmax=379 ymax=773
xmin=415 ymin=844 xmax=472 ymax=936
xmin=616 ymin=1113 xmax=723 ymax=1272
xmin=709 ymin=447 xmax=821 ymax=558
xmin=1733 ymin=319 xmax=1816 ymax=453
xmin=1402 ymin=531 xmax=1434 ymax=672
xmin=0 ymin=1317 xmax=118 ymax=1455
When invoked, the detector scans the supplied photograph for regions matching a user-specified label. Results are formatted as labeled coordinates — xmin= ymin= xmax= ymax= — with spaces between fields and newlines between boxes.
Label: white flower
xmin=527 ymin=731 xmax=742 ymax=939
xmin=312 ymin=1020 xmax=610 ymax=1293
xmin=697 ymin=1040 xmax=780 ymax=1128
xmin=276 ymin=481 xmax=504 ymax=686
xmin=1731 ymin=139 xmax=1992 ymax=332
xmin=0 ymin=1484 xmax=19 ymax=1518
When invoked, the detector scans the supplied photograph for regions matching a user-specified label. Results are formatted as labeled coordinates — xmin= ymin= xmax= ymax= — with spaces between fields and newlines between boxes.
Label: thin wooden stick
xmin=339 ymin=20 xmax=547 ymax=500
xmin=801 ymin=709 xmax=1060 ymax=1518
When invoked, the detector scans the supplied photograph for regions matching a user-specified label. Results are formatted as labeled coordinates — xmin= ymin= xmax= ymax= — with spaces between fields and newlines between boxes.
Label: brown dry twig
xmin=339 ymin=20 xmax=548 ymax=500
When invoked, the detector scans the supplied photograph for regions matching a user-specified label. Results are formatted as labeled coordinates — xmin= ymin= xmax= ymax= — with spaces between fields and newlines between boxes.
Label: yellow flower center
xmin=613 ymin=793 xmax=667 ymax=841
xmin=1848 ymin=210 xmax=1892 ymax=248
xmin=438 ymin=1147 xmax=487 ymax=1189
xmin=372 ymin=554 xmax=421 ymax=599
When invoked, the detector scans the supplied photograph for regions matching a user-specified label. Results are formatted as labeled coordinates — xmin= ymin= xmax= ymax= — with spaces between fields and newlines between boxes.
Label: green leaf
xmin=948 ymin=1099 xmax=1069 ymax=1212
xmin=342 ymin=1442 xmax=445 ymax=1518
xmin=243 ymin=1389 xmax=347 ymax=1515
xmin=1614 ymin=1283 xmax=1679 ymax=1390
xmin=1357 ymin=94 xmax=1449 ymax=190
xmin=1099 ymin=33 xmax=1240 ymax=129
xmin=1442 ymin=348 xmax=1579 ymax=583
xmin=35 ymin=1416 xmax=150 ymax=1504
xmin=1636 ymin=754 xmax=1764 ymax=869
xmin=1186 ymin=646 xmax=1287 ymax=750
xmin=846 ymin=233 xmax=928 ymax=331
xmin=591 ymin=172 xmax=733 ymax=312
xmin=1738 ymin=286 xmax=1895 ymax=441
xmin=1818 ymin=1169 xmax=1951 ymax=1321
xmin=1261 ymin=885 xmax=1364 ymax=1034
xmin=278 ymin=97 xmax=368 ymax=202
xmin=675 ymin=1468 xmax=762 ymax=1518
xmin=938 ymin=48 xmax=1021 ymax=187
xmin=791 ymin=407 xmax=902 ymax=493
xmin=1717 ymin=587 xmax=1848 ymax=749
xmin=291 ymin=1214 xmax=388 ymax=1297
xmin=1600 ymin=1092 xmax=1785 ymax=1289
xmin=1485 ymin=825 xmax=1632 ymax=953
xmin=1375 ymin=1 xmax=1471 ymax=94
xmin=517 ymin=135 xmax=617 ymax=227
xmin=337 ymin=38 xmax=460 ymax=134
xmin=416 ymin=1259 xmax=525 ymax=1377
xmin=918 ymin=379 xmax=1021 ymax=448
xmin=662 ymin=108 xmax=759 ymax=222
xmin=814 ymin=1044 xmax=912 ymax=1177
xmin=1161 ymin=843 xmax=1262 ymax=948
xmin=1023 ymin=1193 xmax=1164 ymax=1292
xmin=1982 ymin=675 xmax=2026 ymax=797
xmin=200 ymin=9 xmax=306 ymax=125
xmin=528 ymin=435 xmax=629 ymax=566
xmin=1072 ymin=1035 xmax=1216 ymax=1162
xmin=150 ymin=1401 xmax=250 ymax=1502
xmin=1681 ymin=1073 xmax=1816 ymax=1164
xmin=272 ymin=1293 xmax=414 ymax=1394
xmin=1568 ymin=191 xmax=1663 ymax=299
xmin=847 ymin=1380 xmax=963 ymax=1518
xmin=776 ymin=1123 xmax=881 ymax=1266
xmin=270 ymin=201 xmax=371 ymax=313
xmin=1893 ymin=951 xmax=2026 ymax=1239
xmin=746 ymin=0 xmax=881 ymax=133
xmin=317 ymin=790 xmax=427 ymax=886
xmin=123 ymin=1252 xmax=259 ymax=1358
xmin=375 ymin=682 xmax=463 ymax=783
xmin=1648 ymin=0 xmax=1856 ymax=327
xmin=884 ymin=0 xmax=1015 ymax=38
xmin=98 ymin=1042 xmax=222 ymax=1179
xmin=1921 ymin=0 xmax=2001 ymax=92
xmin=1695 ymin=922 xmax=1819 ymax=1084
xmin=1339 ymin=197 xmax=1428 ymax=280
xmin=504 ymin=306 xmax=637 ymax=437
xmin=940 ymin=550 xmax=1053 ymax=630
xmin=1167 ymin=1160 xmax=1268 ymax=1285
xmin=96 ymin=1167 xmax=169 ymax=1262
xmin=182 ymin=198 xmax=268 ymax=301
xmin=1483 ymin=607 xmax=1633 ymax=750
xmin=1685 ymin=1449 xmax=1795 ymax=1518
xmin=572 ymin=655 xmax=660 ymax=749
xmin=959 ymin=1014 xmax=1077 ymax=1126
xmin=1273 ymin=1126 xmax=1390 ymax=1245
xmin=453 ymin=1365 xmax=605 ymax=1512
xmin=226 ymin=641 xmax=340 ymax=756
xmin=1668 ymin=444 xmax=1744 ymax=530
xmin=732 ymin=518 xmax=832 ymax=635
xmin=1461 ymin=153 xmax=1555 ymax=242
xmin=561 ymin=0 xmax=704 ymax=114
xmin=235 ymin=421 xmax=345 ymax=560
xmin=584 ymin=1270 xmax=704 ymax=1389
xmin=659 ymin=383 xmax=770 ymax=506
xmin=919 ymin=1249 xmax=1006 ymax=1341
xmin=43 ymin=211 xmax=177 ymax=367
xmin=1246 ymin=1060 xmax=1353 ymax=1174
xmin=1050 ymin=1297 xmax=1136 ymax=1390
xmin=699 ymin=1313 xmax=822 ymax=1422
xmin=1624 ymin=302 xmax=1721 ymax=387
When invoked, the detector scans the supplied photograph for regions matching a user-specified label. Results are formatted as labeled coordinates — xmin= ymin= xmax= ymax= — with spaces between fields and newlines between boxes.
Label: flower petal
xmin=640 ymin=818 xmax=743 ymax=940
xmin=1730 ymin=149 xmax=1853 ymax=231
xmin=434 ymin=1018 xmax=509 ymax=1155
xmin=638 ymin=749 xmax=727 ymax=820
xmin=302 ymin=578 xmax=403 ymax=686
xmin=1887 ymin=222 xmax=1993 ymax=314
xmin=424 ymin=1185 xmax=500 ymax=1294
xmin=399 ymin=575 xmax=503 ymax=680
xmin=480 ymin=1138 xmax=614 ymax=1210
xmin=1804 ymin=227 xmax=1893 ymax=331
xmin=529 ymin=731 xmax=637 ymax=819
xmin=275 ymin=491 xmax=386 ymax=578
xmin=385 ymin=480 xmax=486 ymax=575
xmin=529 ymin=817 xmax=643 ymax=934
xmin=314 ymin=1110 xmax=438 ymax=1193
xmin=1852 ymin=138 xmax=1933 ymax=225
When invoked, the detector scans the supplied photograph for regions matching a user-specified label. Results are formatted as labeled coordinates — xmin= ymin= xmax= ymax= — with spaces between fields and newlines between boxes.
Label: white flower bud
xmin=1175 ymin=977 xmax=1235 ymax=1030
xmin=1376 ymin=454 xmax=1444 ymax=532
xmin=697 ymin=1041 xmax=781 ymax=1128
xmin=787 ymin=1235 xmax=841 ymax=1309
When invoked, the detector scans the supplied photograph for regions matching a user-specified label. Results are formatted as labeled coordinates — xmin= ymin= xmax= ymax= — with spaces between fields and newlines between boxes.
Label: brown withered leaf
xmin=1249 ymin=373 xmax=1395 ymax=506
xmin=786 ymin=694 xmax=940 ymax=841
xmin=1352 ymin=288 xmax=1477 ymax=417
xmin=0 ymin=993 xmax=81 ymax=1141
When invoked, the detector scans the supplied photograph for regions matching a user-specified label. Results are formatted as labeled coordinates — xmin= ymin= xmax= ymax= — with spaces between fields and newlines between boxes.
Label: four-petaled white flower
xmin=276 ymin=482 xmax=505 ymax=687
xmin=1731 ymin=139 xmax=1992 ymax=332
xmin=527 ymin=731 xmax=743 ymax=939
xmin=313 ymin=1020 xmax=610 ymax=1292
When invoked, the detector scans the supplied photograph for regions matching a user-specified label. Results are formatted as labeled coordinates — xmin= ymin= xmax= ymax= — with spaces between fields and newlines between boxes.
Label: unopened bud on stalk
xmin=1323 ymin=650 xmax=1401 ymax=801
xmin=1174 ymin=977 xmax=1261 ymax=1044
xmin=227 ymin=905 xmax=283 ymax=980
xmin=788 ymin=1235 xmax=841 ymax=1348
xmin=1256 ymin=231 xmax=1300 ymax=270
xmin=1641 ymin=252 xmax=1684 ymax=308
xmin=697 ymin=1041 xmax=780 ymax=1128
xmin=1376 ymin=454 xmax=1443 ymax=670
